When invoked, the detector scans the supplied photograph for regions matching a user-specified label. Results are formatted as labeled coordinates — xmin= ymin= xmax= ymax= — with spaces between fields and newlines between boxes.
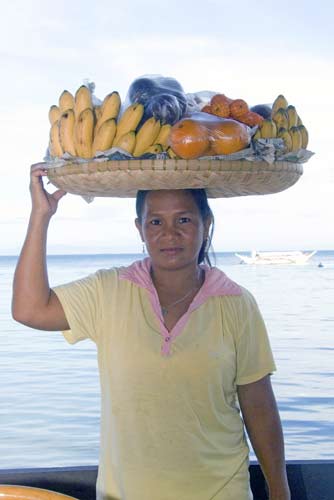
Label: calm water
xmin=1 ymin=251 xmax=333 ymax=468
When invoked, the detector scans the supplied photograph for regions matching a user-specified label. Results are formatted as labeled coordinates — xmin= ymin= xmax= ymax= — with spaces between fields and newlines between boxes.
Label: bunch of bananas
xmin=48 ymin=85 xmax=172 ymax=159
xmin=253 ymin=95 xmax=309 ymax=152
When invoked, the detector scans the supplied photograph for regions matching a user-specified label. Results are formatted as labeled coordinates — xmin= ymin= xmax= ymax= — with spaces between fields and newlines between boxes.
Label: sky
xmin=0 ymin=0 xmax=333 ymax=255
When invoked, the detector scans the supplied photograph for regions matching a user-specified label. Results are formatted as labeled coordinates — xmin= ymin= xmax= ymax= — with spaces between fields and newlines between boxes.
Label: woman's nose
xmin=162 ymin=222 xmax=180 ymax=238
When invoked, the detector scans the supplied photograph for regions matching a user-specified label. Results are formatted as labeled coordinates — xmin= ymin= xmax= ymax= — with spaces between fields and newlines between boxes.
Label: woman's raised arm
xmin=12 ymin=164 xmax=69 ymax=331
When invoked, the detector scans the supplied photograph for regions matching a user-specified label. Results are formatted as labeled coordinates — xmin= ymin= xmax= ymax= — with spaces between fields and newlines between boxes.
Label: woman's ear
xmin=135 ymin=218 xmax=144 ymax=241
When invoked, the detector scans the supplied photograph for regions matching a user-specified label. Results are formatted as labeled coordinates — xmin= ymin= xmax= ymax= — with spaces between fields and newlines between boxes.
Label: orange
xmin=230 ymin=99 xmax=249 ymax=119
xmin=169 ymin=119 xmax=210 ymax=159
xmin=210 ymin=94 xmax=231 ymax=118
xmin=208 ymin=119 xmax=250 ymax=155
xmin=237 ymin=111 xmax=264 ymax=127
xmin=211 ymin=94 xmax=233 ymax=105
xmin=201 ymin=104 xmax=213 ymax=114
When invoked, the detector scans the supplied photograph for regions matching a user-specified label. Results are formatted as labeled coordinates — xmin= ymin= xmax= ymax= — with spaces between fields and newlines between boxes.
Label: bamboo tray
xmin=45 ymin=158 xmax=303 ymax=198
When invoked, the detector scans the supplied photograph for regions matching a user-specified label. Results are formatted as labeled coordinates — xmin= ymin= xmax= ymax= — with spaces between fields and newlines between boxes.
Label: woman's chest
xmin=99 ymin=298 xmax=239 ymax=401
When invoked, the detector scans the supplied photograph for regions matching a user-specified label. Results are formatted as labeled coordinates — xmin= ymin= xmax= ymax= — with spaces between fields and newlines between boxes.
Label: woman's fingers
xmin=30 ymin=162 xmax=47 ymax=173
xmin=28 ymin=163 xmax=67 ymax=215
xmin=30 ymin=164 xmax=48 ymax=187
xmin=52 ymin=190 xmax=67 ymax=202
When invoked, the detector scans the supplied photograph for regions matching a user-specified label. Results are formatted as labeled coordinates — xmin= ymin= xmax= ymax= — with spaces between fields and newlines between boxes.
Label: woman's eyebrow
xmin=146 ymin=209 xmax=196 ymax=216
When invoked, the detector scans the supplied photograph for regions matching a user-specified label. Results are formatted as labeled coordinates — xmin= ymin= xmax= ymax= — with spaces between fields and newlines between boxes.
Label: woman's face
xmin=135 ymin=190 xmax=211 ymax=271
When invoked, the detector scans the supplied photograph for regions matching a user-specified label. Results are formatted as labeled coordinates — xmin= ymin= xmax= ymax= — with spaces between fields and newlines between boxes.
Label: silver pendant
xmin=161 ymin=307 xmax=168 ymax=317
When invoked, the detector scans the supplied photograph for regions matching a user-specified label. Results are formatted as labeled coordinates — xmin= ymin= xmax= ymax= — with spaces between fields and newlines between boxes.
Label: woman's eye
xmin=150 ymin=219 xmax=161 ymax=225
xmin=179 ymin=217 xmax=190 ymax=224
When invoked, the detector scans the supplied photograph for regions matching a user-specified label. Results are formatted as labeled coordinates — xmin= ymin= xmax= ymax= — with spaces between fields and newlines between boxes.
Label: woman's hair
xmin=136 ymin=189 xmax=215 ymax=267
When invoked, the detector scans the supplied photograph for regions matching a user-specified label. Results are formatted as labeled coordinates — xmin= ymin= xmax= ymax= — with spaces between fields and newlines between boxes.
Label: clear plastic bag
xmin=123 ymin=74 xmax=188 ymax=125
xmin=168 ymin=111 xmax=252 ymax=159
xmin=185 ymin=90 xmax=218 ymax=114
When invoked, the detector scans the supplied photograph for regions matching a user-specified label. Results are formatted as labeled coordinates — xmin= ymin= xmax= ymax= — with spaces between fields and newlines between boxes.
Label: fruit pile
xmin=253 ymin=95 xmax=309 ymax=152
xmin=202 ymin=94 xmax=264 ymax=126
xmin=48 ymin=83 xmax=175 ymax=159
xmin=47 ymin=77 xmax=309 ymax=161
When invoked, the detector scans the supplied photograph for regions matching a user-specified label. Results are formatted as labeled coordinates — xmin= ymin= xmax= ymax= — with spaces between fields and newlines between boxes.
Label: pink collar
xmin=119 ymin=258 xmax=241 ymax=356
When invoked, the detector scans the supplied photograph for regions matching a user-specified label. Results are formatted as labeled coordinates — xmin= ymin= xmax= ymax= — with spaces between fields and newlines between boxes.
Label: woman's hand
xmin=269 ymin=487 xmax=291 ymax=500
xmin=30 ymin=163 xmax=67 ymax=219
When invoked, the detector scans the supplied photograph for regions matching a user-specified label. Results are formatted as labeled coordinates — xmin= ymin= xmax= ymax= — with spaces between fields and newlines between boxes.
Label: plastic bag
xmin=168 ymin=112 xmax=252 ymax=159
xmin=185 ymin=90 xmax=218 ymax=114
xmin=123 ymin=74 xmax=188 ymax=126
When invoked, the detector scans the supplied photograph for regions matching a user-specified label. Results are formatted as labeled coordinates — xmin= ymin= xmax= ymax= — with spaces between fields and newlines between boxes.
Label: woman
xmin=12 ymin=165 xmax=290 ymax=500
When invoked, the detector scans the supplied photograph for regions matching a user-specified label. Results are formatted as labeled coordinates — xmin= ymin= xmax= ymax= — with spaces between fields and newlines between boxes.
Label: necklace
xmin=160 ymin=287 xmax=196 ymax=317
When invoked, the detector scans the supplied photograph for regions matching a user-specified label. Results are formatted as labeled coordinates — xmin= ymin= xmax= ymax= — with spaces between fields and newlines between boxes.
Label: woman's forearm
xmin=247 ymin=400 xmax=289 ymax=497
xmin=12 ymin=212 xmax=52 ymax=323
xmin=238 ymin=376 xmax=290 ymax=499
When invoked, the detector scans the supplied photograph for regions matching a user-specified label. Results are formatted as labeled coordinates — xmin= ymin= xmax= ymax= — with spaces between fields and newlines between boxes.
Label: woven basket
xmin=46 ymin=159 xmax=303 ymax=198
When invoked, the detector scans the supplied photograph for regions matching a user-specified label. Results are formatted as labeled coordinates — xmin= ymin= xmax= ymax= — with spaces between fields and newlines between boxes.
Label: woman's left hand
xmin=269 ymin=485 xmax=291 ymax=500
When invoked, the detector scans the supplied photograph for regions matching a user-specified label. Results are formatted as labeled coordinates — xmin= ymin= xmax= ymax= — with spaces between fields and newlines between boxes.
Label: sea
xmin=0 ymin=251 xmax=333 ymax=469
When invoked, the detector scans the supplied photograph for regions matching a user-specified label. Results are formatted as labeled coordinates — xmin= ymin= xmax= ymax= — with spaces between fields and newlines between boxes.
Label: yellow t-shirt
xmin=53 ymin=259 xmax=276 ymax=500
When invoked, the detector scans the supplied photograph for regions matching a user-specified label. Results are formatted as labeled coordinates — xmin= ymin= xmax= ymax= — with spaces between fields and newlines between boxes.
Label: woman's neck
xmin=150 ymin=263 xmax=204 ymax=297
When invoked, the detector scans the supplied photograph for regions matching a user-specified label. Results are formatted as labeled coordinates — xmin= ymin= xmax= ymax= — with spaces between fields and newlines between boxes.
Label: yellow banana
xmin=48 ymin=105 xmax=60 ymax=125
xmin=113 ymin=131 xmax=136 ymax=154
xmin=278 ymin=127 xmax=293 ymax=153
xmin=59 ymin=90 xmax=75 ymax=113
xmin=271 ymin=94 xmax=288 ymax=115
xmin=297 ymin=115 xmax=303 ymax=126
xmin=155 ymin=124 xmax=172 ymax=149
xmin=260 ymin=119 xmax=277 ymax=138
xmin=59 ymin=109 xmax=76 ymax=156
xmin=92 ymin=119 xmax=117 ymax=155
xmin=167 ymin=147 xmax=179 ymax=159
xmin=94 ymin=105 xmax=102 ymax=122
xmin=74 ymin=85 xmax=93 ymax=119
xmin=298 ymin=125 xmax=309 ymax=149
xmin=272 ymin=109 xmax=288 ymax=131
xmin=95 ymin=92 xmax=121 ymax=133
xmin=289 ymin=126 xmax=302 ymax=151
xmin=144 ymin=144 xmax=163 ymax=155
xmin=74 ymin=108 xmax=94 ymax=158
xmin=49 ymin=121 xmax=63 ymax=158
xmin=133 ymin=117 xmax=161 ymax=157
xmin=287 ymin=105 xmax=298 ymax=129
xmin=114 ymin=103 xmax=144 ymax=142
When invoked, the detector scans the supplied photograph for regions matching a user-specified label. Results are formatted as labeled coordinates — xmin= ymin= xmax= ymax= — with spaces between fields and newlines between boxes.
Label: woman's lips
xmin=160 ymin=247 xmax=183 ymax=255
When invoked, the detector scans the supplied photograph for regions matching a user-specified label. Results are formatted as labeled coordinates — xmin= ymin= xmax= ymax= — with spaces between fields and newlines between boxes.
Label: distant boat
xmin=235 ymin=250 xmax=317 ymax=265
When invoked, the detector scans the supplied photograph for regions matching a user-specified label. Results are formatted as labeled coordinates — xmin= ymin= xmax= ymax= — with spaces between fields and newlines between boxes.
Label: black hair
xmin=136 ymin=189 xmax=215 ymax=267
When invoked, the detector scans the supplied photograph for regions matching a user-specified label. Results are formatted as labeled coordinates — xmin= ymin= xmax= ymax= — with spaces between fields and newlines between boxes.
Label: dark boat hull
xmin=0 ymin=461 xmax=333 ymax=500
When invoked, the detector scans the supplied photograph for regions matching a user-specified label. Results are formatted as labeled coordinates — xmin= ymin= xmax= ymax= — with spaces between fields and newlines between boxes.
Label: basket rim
xmin=44 ymin=158 xmax=303 ymax=199
xmin=45 ymin=158 xmax=303 ymax=176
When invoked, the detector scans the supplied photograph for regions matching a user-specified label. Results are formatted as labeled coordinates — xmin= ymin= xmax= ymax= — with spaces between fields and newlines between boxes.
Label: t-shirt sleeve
xmin=52 ymin=269 xmax=109 ymax=344
xmin=235 ymin=288 xmax=276 ymax=385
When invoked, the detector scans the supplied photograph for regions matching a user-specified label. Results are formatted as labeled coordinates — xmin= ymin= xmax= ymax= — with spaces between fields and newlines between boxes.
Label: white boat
xmin=235 ymin=250 xmax=317 ymax=265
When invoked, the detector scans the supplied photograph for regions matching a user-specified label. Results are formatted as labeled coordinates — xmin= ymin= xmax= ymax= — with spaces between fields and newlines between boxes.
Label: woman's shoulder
xmin=205 ymin=265 xmax=258 ymax=302
xmin=221 ymin=282 xmax=259 ymax=307
xmin=207 ymin=266 xmax=259 ymax=311
xmin=95 ymin=258 xmax=150 ymax=287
